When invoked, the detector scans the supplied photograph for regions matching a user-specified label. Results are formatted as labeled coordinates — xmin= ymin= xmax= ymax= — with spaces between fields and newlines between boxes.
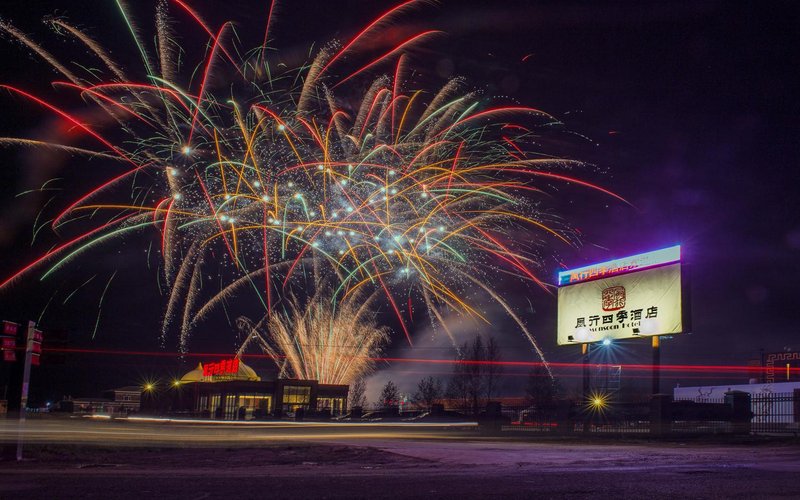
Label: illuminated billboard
xmin=557 ymin=246 xmax=688 ymax=345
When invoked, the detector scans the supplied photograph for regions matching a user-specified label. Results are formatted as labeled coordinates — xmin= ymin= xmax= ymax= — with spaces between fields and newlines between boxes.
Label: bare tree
xmin=378 ymin=380 xmax=400 ymax=409
xmin=525 ymin=366 xmax=559 ymax=410
xmin=412 ymin=376 xmax=443 ymax=410
xmin=447 ymin=335 xmax=504 ymax=415
xmin=446 ymin=341 xmax=471 ymax=412
xmin=349 ymin=377 xmax=367 ymax=409
xmin=466 ymin=335 xmax=484 ymax=415
xmin=485 ymin=336 xmax=502 ymax=401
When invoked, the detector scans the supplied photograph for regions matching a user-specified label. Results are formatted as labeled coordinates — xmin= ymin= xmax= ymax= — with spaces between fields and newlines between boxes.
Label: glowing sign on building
xmin=203 ymin=358 xmax=240 ymax=377
xmin=557 ymin=245 xmax=681 ymax=286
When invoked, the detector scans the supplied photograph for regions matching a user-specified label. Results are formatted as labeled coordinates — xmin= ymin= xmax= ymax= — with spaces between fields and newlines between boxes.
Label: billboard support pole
xmin=16 ymin=320 xmax=35 ymax=461
xmin=582 ymin=343 xmax=590 ymax=400
xmin=651 ymin=336 xmax=660 ymax=395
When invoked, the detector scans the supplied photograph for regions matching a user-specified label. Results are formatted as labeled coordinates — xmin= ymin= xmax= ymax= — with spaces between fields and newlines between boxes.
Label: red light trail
xmin=33 ymin=347 xmax=799 ymax=376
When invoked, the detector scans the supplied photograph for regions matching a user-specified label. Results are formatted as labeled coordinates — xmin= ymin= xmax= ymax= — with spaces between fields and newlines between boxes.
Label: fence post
xmin=725 ymin=391 xmax=752 ymax=435
xmin=650 ymin=394 xmax=672 ymax=436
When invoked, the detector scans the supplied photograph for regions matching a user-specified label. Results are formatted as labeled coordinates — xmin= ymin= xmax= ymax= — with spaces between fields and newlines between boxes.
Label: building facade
xmin=141 ymin=358 xmax=349 ymax=419
xmin=58 ymin=386 xmax=141 ymax=415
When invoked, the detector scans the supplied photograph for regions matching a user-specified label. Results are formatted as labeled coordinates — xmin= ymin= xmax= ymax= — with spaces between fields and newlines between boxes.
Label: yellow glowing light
xmin=585 ymin=390 xmax=610 ymax=414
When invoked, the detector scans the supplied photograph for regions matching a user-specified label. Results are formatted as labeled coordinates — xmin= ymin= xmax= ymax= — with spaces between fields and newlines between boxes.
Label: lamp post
xmin=17 ymin=321 xmax=37 ymax=461
xmin=652 ymin=335 xmax=660 ymax=395
xmin=582 ymin=343 xmax=591 ymax=402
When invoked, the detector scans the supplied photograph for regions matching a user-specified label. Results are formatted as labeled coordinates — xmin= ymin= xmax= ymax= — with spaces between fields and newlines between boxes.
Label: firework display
xmin=239 ymin=282 xmax=389 ymax=385
xmin=0 ymin=1 xmax=622 ymax=381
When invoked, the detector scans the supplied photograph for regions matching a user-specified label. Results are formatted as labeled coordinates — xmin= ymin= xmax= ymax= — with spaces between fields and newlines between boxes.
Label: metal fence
xmin=496 ymin=391 xmax=800 ymax=436
xmin=670 ymin=397 xmax=732 ymax=434
xmin=751 ymin=392 xmax=800 ymax=434
xmin=499 ymin=400 xmax=653 ymax=434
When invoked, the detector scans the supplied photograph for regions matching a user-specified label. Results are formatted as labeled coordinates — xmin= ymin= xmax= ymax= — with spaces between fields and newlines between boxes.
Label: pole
xmin=582 ymin=343 xmax=590 ymax=400
xmin=652 ymin=335 xmax=660 ymax=395
xmin=16 ymin=320 xmax=35 ymax=461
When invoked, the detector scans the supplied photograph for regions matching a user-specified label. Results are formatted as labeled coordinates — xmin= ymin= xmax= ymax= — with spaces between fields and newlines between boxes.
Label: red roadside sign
xmin=2 ymin=320 xmax=18 ymax=336
xmin=1 ymin=321 xmax=18 ymax=362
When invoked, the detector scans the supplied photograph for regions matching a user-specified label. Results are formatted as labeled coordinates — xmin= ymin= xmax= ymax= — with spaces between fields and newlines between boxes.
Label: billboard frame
xmin=557 ymin=245 xmax=691 ymax=345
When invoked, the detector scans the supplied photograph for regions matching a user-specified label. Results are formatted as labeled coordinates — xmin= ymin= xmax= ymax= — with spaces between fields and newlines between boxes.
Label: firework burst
xmin=0 ymin=1 xmax=624 ymax=378
xmin=238 ymin=281 xmax=389 ymax=385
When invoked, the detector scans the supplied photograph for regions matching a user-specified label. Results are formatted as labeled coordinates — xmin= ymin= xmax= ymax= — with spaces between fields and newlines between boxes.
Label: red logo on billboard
xmin=203 ymin=358 xmax=240 ymax=377
xmin=602 ymin=286 xmax=626 ymax=311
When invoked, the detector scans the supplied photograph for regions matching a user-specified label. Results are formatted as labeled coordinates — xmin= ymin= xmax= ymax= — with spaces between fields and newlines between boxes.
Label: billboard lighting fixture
xmin=602 ymin=338 xmax=612 ymax=346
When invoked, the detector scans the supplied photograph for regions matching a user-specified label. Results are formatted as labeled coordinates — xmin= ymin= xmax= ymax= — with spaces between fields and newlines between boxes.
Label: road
xmin=1 ymin=417 xmax=799 ymax=498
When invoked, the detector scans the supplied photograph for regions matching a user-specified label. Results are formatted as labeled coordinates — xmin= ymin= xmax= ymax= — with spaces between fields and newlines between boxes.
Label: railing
xmin=751 ymin=392 xmax=800 ymax=434
xmin=498 ymin=400 xmax=652 ymax=434
xmin=493 ymin=390 xmax=800 ymax=436
xmin=670 ymin=397 xmax=731 ymax=434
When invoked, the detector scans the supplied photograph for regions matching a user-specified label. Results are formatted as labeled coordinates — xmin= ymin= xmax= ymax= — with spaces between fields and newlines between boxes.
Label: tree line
xmin=348 ymin=335 xmax=560 ymax=415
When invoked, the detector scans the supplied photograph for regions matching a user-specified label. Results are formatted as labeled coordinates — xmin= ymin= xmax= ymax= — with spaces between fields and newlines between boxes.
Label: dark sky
xmin=0 ymin=0 xmax=798 ymax=401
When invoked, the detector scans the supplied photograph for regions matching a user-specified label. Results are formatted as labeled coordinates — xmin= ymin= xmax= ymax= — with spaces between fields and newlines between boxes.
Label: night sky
xmin=0 ymin=0 xmax=797 ymax=402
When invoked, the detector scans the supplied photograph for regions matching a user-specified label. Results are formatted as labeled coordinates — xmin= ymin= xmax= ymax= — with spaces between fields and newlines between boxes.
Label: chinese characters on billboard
xmin=558 ymin=245 xmax=680 ymax=286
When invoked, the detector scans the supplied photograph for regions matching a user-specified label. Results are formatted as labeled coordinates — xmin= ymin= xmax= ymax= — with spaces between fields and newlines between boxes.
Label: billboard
xmin=557 ymin=246 xmax=688 ymax=345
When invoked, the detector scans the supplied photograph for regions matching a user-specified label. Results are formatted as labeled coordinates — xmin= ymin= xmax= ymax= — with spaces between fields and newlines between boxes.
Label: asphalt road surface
xmin=1 ymin=417 xmax=799 ymax=499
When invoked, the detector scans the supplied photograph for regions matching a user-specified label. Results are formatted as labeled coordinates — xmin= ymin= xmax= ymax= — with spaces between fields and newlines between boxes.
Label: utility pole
xmin=652 ymin=335 xmax=661 ymax=395
xmin=582 ymin=343 xmax=590 ymax=400
xmin=16 ymin=320 xmax=36 ymax=461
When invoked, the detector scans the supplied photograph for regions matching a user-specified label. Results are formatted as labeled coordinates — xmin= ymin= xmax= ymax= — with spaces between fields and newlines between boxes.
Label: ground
xmin=1 ymin=418 xmax=799 ymax=498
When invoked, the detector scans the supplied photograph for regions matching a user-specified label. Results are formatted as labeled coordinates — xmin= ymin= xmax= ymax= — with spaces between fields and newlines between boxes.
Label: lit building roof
xmin=180 ymin=358 xmax=261 ymax=383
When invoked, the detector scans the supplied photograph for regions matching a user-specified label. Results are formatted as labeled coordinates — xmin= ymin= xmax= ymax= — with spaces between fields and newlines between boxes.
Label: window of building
xmin=282 ymin=386 xmax=311 ymax=405
xmin=209 ymin=394 xmax=222 ymax=417
xmin=224 ymin=394 xmax=238 ymax=420
xmin=317 ymin=397 xmax=346 ymax=416
xmin=238 ymin=394 xmax=272 ymax=418
xmin=282 ymin=385 xmax=311 ymax=413
xmin=198 ymin=395 xmax=208 ymax=413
